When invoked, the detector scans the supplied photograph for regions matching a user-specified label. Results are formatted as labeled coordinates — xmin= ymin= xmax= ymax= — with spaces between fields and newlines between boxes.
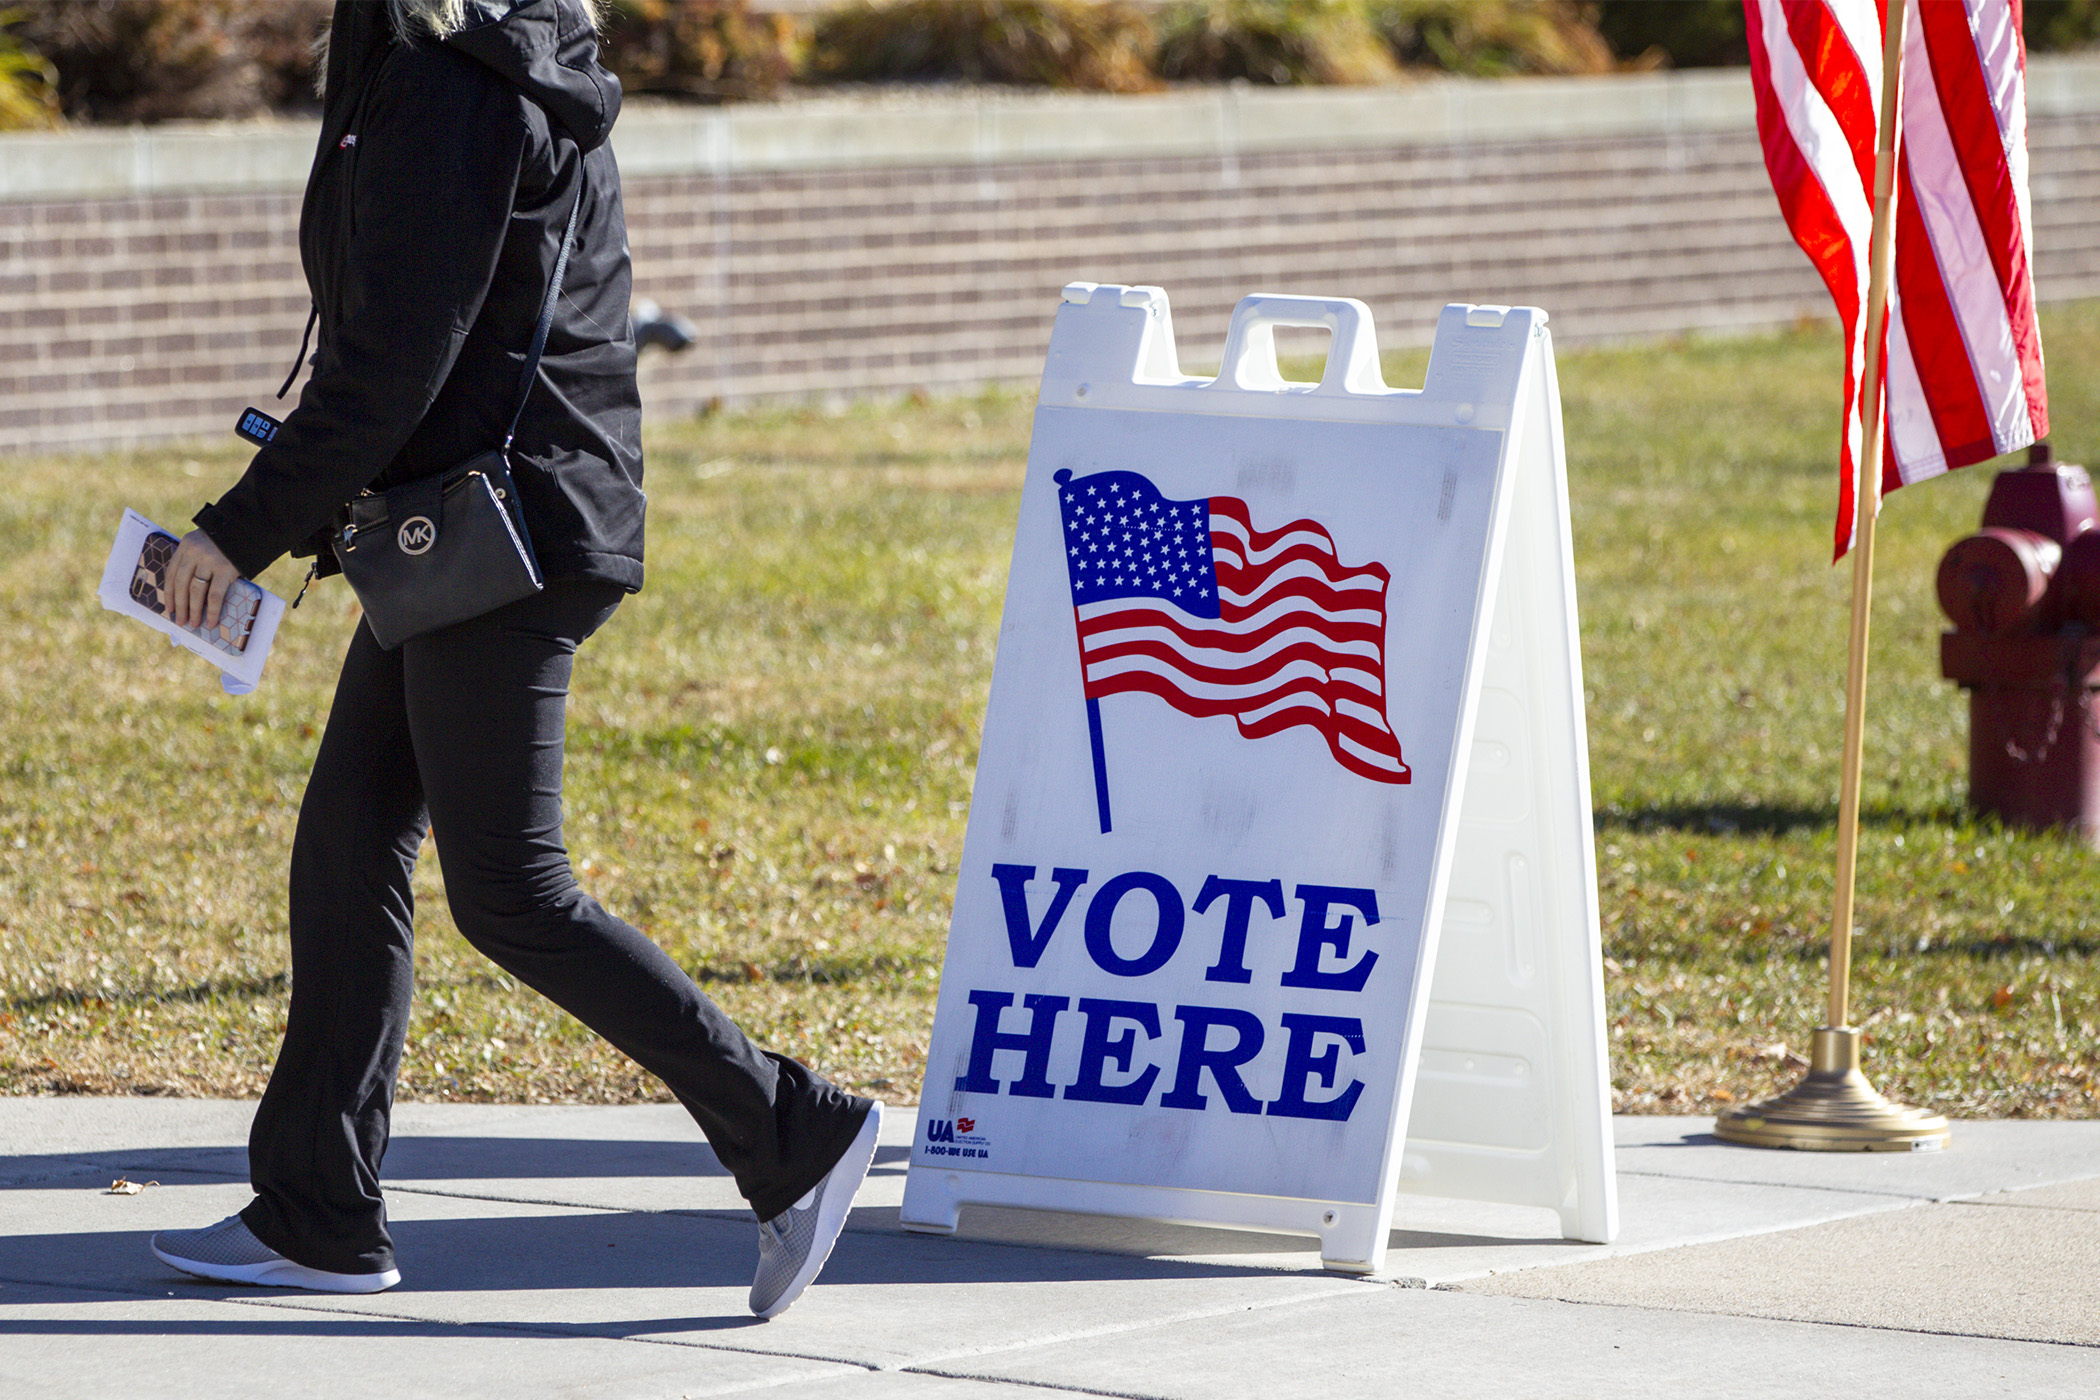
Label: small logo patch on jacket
xmin=338 ymin=133 xmax=358 ymax=149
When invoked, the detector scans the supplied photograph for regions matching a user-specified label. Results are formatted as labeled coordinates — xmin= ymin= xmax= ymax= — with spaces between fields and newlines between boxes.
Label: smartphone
xmin=130 ymin=531 xmax=262 ymax=656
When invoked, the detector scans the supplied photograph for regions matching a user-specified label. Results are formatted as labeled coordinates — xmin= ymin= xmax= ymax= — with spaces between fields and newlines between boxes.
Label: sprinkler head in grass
xmin=633 ymin=299 xmax=697 ymax=353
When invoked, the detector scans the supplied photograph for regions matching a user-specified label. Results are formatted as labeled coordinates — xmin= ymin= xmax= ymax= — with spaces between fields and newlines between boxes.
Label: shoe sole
xmin=755 ymin=1100 xmax=882 ymax=1319
xmin=151 ymin=1241 xmax=401 ymax=1294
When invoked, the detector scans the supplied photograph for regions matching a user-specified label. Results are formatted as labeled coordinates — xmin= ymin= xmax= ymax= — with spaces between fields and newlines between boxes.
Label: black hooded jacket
xmin=194 ymin=0 xmax=645 ymax=592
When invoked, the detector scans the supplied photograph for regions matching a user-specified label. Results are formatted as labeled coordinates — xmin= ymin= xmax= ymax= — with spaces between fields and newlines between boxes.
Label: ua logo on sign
xmin=397 ymin=515 xmax=436 ymax=556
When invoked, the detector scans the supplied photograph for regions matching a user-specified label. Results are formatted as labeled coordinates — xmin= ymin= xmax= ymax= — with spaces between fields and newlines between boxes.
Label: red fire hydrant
xmin=1938 ymin=443 xmax=2100 ymax=842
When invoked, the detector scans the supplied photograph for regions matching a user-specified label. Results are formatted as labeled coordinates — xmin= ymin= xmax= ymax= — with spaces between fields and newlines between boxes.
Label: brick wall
xmin=2 ymin=66 xmax=2097 ymax=455
xmin=0 ymin=191 xmax=307 ymax=451
xmin=624 ymin=120 xmax=2087 ymax=415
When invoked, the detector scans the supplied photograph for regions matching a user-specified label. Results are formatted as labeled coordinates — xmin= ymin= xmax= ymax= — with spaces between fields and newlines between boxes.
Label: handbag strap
xmin=504 ymin=183 xmax=584 ymax=454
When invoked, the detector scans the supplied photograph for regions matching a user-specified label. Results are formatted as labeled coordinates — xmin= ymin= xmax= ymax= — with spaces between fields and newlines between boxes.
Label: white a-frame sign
xmin=901 ymin=285 xmax=1616 ymax=1274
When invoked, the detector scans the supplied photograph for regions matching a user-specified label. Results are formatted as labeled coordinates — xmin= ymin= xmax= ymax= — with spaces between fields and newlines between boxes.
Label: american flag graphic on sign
xmin=1054 ymin=467 xmax=1408 ymax=830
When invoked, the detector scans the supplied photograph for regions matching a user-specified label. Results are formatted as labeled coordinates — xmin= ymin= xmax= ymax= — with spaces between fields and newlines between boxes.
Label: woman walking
xmin=149 ymin=0 xmax=878 ymax=1319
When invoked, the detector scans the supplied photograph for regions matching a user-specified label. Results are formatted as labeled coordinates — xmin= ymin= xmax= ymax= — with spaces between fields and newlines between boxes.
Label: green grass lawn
xmin=4 ymin=304 xmax=2099 ymax=1117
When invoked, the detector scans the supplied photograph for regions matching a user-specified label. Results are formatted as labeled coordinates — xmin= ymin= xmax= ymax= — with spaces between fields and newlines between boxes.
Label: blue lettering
xmin=1159 ymin=1004 xmax=1266 ymax=1114
xmin=1267 ymin=1013 xmax=1366 ymax=1120
xmin=991 ymin=864 xmax=1088 ymax=968
xmin=1063 ymin=998 xmax=1163 ymax=1104
xmin=1193 ymin=875 xmax=1284 ymax=984
xmin=954 ymin=989 xmax=1068 ymax=1097
xmin=1083 ymin=870 xmax=1184 ymax=977
xmin=1280 ymin=885 xmax=1380 ymax=993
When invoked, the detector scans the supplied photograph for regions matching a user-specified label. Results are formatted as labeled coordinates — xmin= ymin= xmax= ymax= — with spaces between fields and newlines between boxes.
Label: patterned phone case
xmin=131 ymin=531 xmax=261 ymax=655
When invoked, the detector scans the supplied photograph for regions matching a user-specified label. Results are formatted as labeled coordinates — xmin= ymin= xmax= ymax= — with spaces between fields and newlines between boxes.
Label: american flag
xmin=1746 ymin=0 xmax=2047 ymax=559
xmin=1054 ymin=467 xmax=1410 ymax=796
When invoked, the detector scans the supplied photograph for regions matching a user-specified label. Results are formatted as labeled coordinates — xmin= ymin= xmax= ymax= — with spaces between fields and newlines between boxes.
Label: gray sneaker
xmin=151 ymin=1213 xmax=401 ymax=1294
xmin=750 ymin=1101 xmax=882 ymax=1319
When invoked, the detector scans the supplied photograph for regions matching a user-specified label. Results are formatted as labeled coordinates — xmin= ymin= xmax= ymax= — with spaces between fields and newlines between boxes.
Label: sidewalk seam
xmin=1416 ymin=1199 xmax=1926 ymax=1287
xmin=1946 ymin=1196 xmax=2100 ymax=1216
xmin=0 ymin=1158 xmax=245 ymax=1190
xmin=1615 ymin=1168 xmax=1932 ymax=1202
xmin=1619 ymin=1167 xmax=2100 ymax=1205
xmin=1513 ymin=1291 xmax=2100 ymax=1352
xmin=888 ymin=1276 xmax=1381 ymax=1374
xmin=223 ymin=1292 xmax=892 ymax=1371
xmin=901 ymin=1365 xmax=1165 ymax=1400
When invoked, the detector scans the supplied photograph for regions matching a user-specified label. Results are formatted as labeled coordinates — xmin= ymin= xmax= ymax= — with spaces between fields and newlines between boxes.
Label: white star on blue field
xmin=1054 ymin=469 xmax=1220 ymax=619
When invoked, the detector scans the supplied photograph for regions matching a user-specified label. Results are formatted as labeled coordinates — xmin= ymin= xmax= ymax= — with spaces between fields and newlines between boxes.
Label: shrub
xmin=1153 ymin=0 xmax=1397 ymax=86
xmin=2025 ymin=0 xmax=2100 ymax=51
xmin=0 ymin=10 xmax=61 ymax=130
xmin=1370 ymin=0 xmax=1617 ymax=78
xmin=808 ymin=0 xmax=1158 ymax=92
xmin=599 ymin=0 xmax=800 ymax=103
xmin=7 ymin=0 xmax=328 ymax=125
xmin=1591 ymin=0 xmax=1744 ymax=70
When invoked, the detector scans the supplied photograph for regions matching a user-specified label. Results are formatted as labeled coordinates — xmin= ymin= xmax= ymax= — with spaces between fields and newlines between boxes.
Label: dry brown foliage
xmin=809 ymin=0 xmax=1159 ymax=92
xmin=8 ymin=0 xmax=329 ymax=124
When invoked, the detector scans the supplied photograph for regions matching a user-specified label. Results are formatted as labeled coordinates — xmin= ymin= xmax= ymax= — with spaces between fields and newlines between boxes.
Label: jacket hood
xmin=445 ymin=0 xmax=622 ymax=151
xmin=321 ymin=0 xmax=621 ymax=153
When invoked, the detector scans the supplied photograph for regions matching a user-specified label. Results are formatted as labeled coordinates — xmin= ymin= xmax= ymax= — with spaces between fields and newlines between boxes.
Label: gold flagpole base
xmin=1713 ymin=1027 xmax=1949 ymax=1152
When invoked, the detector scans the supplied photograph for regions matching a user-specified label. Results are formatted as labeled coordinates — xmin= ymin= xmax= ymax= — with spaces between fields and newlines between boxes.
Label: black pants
xmin=240 ymin=581 xmax=870 ymax=1277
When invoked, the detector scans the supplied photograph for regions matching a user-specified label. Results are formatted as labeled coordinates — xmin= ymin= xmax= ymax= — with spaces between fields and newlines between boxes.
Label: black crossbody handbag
xmin=333 ymin=191 xmax=581 ymax=650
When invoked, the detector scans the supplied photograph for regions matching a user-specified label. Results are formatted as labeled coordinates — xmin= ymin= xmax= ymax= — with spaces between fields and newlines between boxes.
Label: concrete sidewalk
xmin=2 ymin=1100 xmax=2095 ymax=1399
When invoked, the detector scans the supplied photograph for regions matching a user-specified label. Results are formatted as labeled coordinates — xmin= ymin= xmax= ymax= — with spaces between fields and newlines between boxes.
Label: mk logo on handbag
xmin=397 ymin=515 xmax=436 ymax=556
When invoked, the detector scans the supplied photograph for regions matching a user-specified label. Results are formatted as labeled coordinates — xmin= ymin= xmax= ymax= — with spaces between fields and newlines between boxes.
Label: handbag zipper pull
xmin=292 ymin=561 xmax=317 ymax=609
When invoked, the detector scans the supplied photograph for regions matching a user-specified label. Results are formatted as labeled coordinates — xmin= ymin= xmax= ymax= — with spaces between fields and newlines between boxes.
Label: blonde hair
xmin=386 ymin=0 xmax=605 ymax=40
xmin=315 ymin=0 xmax=605 ymax=91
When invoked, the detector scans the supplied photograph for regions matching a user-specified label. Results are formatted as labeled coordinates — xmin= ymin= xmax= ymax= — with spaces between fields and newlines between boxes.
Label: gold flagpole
xmin=1716 ymin=0 xmax=1948 ymax=1151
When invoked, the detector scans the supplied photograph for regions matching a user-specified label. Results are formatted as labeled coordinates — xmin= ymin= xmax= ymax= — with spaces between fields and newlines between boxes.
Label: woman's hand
xmin=165 ymin=530 xmax=241 ymax=631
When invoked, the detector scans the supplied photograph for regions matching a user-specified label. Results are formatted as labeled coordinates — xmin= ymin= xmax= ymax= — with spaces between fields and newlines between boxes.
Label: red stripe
xmin=1219 ymin=577 xmax=1386 ymax=623
xmin=1892 ymin=150 xmax=1999 ymax=470
xmin=1782 ymin=0 xmax=1877 ymax=198
xmin=1746 ymin=4 xmax=1868 ymax=557
xmin=1209 ymin=499 xmax=1379 ymax=574
xmin=1213 ymin=538 xmax=1378 ymax=583
xmin=1916 ymin=0 xmax=2048 ymax=442
xmin=1079 ymin=603 xmax=1384 ymax=653
xmin=1088 ymin=665 xmax=1392 ymax=746
xmin=1082 ymin=635 xmax=1386 ymax=695
xmin=1090 ymin=670 xmax=1408 ymax=785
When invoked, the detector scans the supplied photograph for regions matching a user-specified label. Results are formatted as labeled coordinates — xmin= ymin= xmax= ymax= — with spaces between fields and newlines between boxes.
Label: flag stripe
xmin=1891 ymin=154 xmax=1998 ymax=476
xmin=1882 ymin=292 xmax=1948 ymax=479
xmin=1900 ymin=17 xmax=2035 ymax=458
xmin=1084 ymin=653 xmax=1383 ymax=711
xmin=1920 ymin=0 xmax=2048 ymax=442
xmin=1084 ymin=667 xmax=1406 ymax=785
xmin=1749 ymin=0 xmax=1871 ymax=554
xmin=1782 ymin=0 xmax=1879 ymax=196
xmin=1084 ymin=636 xmax=1388 ymax=698
xmin=1077 ymin=594 xmax=1384 ymax=638
xmin=1968 ymin=0 xmax=2035 ymax=260
xmin=1083 ymin=619 xmax=1384 ymax=671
